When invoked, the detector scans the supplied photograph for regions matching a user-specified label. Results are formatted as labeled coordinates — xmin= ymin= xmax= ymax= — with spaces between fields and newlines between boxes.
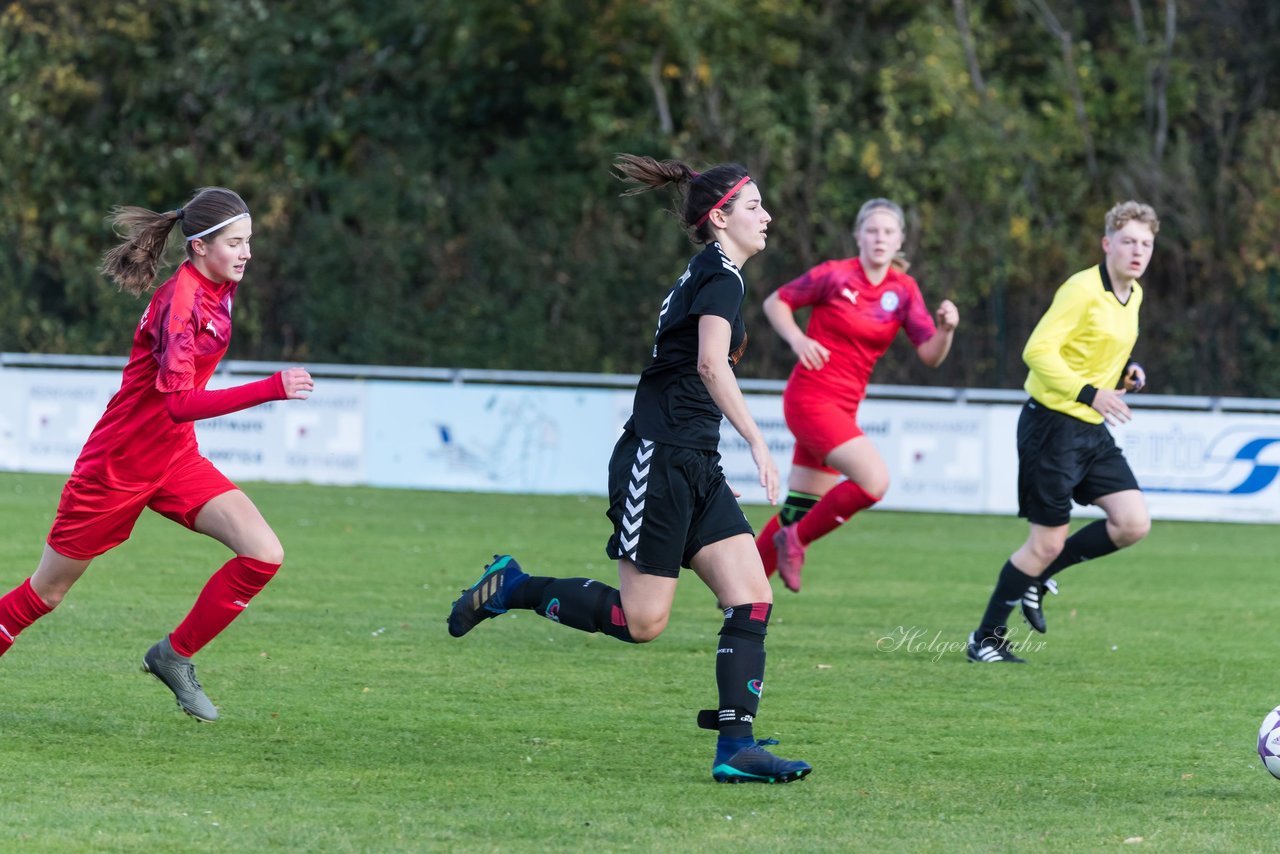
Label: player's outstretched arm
xmin=165 ymin=368 xmax=313 ymax=423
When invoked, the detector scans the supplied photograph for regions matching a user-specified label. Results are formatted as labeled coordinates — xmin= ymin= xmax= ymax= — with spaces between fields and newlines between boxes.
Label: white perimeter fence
xmin=3 ymin=353 xmax=1279 ymax=524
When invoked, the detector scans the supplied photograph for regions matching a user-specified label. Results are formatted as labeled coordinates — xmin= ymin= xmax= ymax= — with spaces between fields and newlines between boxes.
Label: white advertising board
xmin=194 ymin=376 xmax=367 ymax=485
xmin=721 ymin=396 xmax=1021 ymax=514
xmin=2 ymin=365 xmax=1277 ymax=524
xmin=0 ymin=368 xmax=365 ymax=485
xmin=364 ymin=382 xmax=628 ymax=494
xmin=0 ymin=369 xmax=120 ymax=473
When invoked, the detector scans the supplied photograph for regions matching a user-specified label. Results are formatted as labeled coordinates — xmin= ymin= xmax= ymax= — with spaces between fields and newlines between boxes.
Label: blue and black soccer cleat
xmin=447 ymin=555 xmax=528 ymax=638
xmin=712 ymin=739 xmax=812 ymax=784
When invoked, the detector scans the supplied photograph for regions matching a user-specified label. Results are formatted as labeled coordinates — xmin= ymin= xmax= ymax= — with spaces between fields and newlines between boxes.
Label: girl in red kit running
xmin=756 ymin=198 xmax=959 ymax=592
xmin=0 ymin=186 xmax=313 ymax=721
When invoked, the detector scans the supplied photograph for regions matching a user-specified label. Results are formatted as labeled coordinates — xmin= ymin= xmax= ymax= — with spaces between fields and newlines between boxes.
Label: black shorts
xmin=604 ymin=429 xmax=753 ymax=578
xmin=1017 ymin=399 xmax=1140 ymax=527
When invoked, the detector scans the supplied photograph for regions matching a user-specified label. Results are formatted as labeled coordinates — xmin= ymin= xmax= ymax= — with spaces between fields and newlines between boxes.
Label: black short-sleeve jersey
xmin=627 ymin=241 xmax=747 ymax=449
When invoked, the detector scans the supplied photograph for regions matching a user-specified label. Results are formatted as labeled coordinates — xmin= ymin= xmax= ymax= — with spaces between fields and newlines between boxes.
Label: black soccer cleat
xmin=966 ymin=627 xmax=1027 ymax=664
xmin=447 ymin=555 xmax=528 ymax=638
xmin=1020 ymin=579 xmax=1058 ymax=634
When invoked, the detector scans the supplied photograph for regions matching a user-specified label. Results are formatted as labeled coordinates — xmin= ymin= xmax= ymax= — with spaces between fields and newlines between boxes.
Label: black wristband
xmin=1076 ymin=384 xmax=1098 ymax=406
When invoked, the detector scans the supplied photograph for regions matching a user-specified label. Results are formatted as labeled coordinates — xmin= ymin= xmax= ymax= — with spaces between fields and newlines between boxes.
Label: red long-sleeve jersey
xmin=777 ymin=258 xmax=937 ymax=403
xmin=72 ymin=261 xmax=282 ymax=489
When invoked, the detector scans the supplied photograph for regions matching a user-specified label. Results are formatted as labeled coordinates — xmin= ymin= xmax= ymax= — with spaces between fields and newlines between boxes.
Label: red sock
xmin=0 ymin=578 xmax=53 ymax=657
xmin=795 ymin=481 xmax=880 ymax=546
xmin=169 ymin=556 xmax=280 ymax=657
xmin=756 ymin=515 xmax=782 ymax=577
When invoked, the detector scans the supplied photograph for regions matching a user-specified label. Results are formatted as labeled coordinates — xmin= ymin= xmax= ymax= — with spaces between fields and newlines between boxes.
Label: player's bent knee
xmin=628 ymin=617 xmax=668 ymax=644
xmin=864 ymin=477 xmax=889 ymax=502
xmin=1115 ymin=516 xmax=1151 ymax=547
xmin=243 ymin=540 xmax=284 ymax=566
xmin=1029 ymin=540 xmax=1065 ymax=566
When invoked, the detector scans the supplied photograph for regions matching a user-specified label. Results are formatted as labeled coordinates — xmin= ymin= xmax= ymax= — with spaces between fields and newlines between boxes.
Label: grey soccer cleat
xmin=142 ymin=636 xmax=219 ymax=722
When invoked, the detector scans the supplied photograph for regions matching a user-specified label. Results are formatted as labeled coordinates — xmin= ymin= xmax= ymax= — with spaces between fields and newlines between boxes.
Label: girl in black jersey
xmin=448 ymin=155 xmax=811 ymax=784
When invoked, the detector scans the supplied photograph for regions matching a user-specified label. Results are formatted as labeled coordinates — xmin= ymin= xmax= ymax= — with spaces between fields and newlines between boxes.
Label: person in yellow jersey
xmin=967 ymin=201 xmax=1158 ymax=663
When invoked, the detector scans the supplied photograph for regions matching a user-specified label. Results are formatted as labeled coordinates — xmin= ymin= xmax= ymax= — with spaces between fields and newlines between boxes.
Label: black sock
xmin=779 ymin=491 xmax=820 ymax=527
xmin=715 ymin=603 xmax=771 ymax=740
xmin=506 ymin=576 xmax=549 ymax=610
xmin=978 ymin=561 xmax=1035 ymax=639
xmin=1042 ymin=520 xmax=1118 ymax=582
xmin=509 ymin=576 xmax=634 ymax=643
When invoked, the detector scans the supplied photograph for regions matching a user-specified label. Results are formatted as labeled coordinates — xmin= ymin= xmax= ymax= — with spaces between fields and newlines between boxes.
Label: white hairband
xmin=185 ymin=212 xmax=250 ymax=243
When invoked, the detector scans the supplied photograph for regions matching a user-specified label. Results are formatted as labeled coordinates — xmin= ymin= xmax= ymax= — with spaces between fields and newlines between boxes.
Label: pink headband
xmin=694 ymin=175 xmax=752 ymax=228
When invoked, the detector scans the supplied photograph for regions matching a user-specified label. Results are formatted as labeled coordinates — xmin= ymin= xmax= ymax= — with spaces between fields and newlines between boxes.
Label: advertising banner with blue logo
xmin=1114 ymin=411 xmax=1280 ymax=522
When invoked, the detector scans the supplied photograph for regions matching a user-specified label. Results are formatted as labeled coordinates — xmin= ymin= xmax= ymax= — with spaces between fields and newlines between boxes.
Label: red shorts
xmin=47 ymin=452 xmax=238 ymax=560
xmin=783 ymin=391 xmax=865 ymax=474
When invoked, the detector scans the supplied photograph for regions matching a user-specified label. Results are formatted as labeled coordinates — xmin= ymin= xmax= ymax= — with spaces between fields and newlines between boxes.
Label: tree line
xmin=2 ymin=0 xmax=1277 ymax=395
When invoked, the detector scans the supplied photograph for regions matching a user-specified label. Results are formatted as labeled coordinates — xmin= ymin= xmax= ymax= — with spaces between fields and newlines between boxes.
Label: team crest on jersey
xmin=879 ymin=291 xmax=899 ymax=312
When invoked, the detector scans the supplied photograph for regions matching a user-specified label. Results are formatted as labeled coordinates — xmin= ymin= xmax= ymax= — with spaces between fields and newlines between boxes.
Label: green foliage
xmin=3 ymin=472 xmax=1280 ymax=849
xmin=1 ymin=1 xmax=1278 ymax=394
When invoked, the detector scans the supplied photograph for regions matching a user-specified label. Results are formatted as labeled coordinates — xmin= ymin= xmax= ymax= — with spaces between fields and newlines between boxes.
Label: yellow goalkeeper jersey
xmin=1023 ymin=264 xmax=1141 ymax=424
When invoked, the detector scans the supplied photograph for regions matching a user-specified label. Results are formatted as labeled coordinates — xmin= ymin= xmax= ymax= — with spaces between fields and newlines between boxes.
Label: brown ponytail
xmin=613 ymin=154 xmax=752 ymax=244
xmin=99 ymin=208 xmax=183 ymax=295
xmin=100 ymin=186 xmax=249 ymax=295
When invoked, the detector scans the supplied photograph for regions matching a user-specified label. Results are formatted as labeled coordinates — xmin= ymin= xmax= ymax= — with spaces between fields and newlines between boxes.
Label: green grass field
xmin=1 ymin=471 xmax=1277 ymax=852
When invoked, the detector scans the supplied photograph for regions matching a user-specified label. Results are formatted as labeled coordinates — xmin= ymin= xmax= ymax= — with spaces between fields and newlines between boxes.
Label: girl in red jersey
xmin=0 ymin=187 xmax=313 ymax=721
xmin=755 ymin=198 xmax=959 ymax=592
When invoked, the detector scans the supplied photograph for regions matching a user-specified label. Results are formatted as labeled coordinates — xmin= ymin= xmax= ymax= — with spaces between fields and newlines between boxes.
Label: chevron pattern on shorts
xmin=619 ymin=439 xmax=654 ymax=559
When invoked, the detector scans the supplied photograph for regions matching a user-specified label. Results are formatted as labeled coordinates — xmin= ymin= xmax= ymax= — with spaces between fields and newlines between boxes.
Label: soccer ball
xmin=1258 ymin=705 xmax=1280 ymax=779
